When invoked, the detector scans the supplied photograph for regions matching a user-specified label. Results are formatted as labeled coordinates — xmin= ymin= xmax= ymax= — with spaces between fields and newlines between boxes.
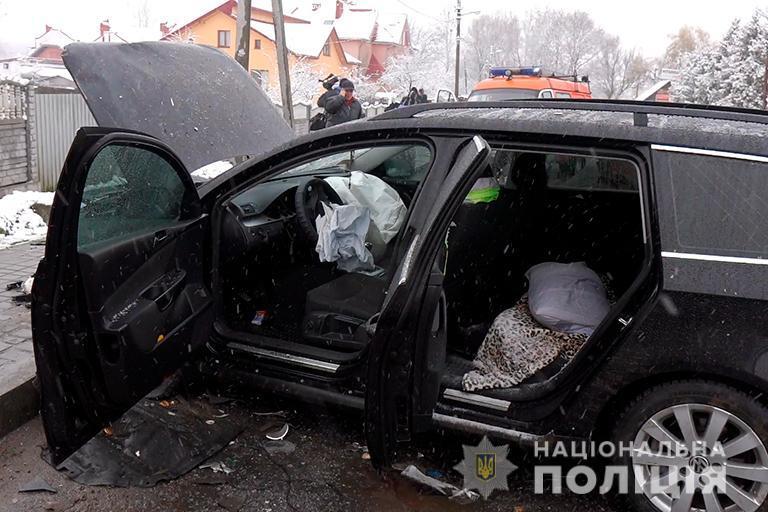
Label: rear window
xmin=468 ymin=88 xmax=540 ymax=102
xmin=655 ymin=151 xmax=768 ymax=256
xmin=489 ymin=149 xmax=639 ymax=192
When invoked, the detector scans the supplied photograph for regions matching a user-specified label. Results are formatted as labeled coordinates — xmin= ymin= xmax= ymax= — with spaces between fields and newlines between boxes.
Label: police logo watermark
xmin=454 ymin=436 xmax=517 ymax=499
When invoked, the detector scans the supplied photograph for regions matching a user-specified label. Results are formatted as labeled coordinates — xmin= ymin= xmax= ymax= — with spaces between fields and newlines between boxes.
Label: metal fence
xmin=35 ymin=92 xmax=95 ymax=191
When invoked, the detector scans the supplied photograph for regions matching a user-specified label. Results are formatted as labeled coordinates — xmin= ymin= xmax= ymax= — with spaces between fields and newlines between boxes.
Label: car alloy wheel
xmin=632 ymin=403 xmax=768 ymax=512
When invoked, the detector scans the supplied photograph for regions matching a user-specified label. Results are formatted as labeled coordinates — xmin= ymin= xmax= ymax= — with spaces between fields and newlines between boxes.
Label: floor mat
xmin=52 ymin=396 xmax=243 ymax=487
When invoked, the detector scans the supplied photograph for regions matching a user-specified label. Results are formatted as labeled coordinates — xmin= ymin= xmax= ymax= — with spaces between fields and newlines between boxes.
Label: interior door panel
xmin=77 ymin=218 xmax=212 ymax=405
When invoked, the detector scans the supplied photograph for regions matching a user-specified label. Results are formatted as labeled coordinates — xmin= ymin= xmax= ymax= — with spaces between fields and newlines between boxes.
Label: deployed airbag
xmin=315 ymin=203 xmax=375 ymax=272
xmin=325 ymin=172 xmax=406 ymax=246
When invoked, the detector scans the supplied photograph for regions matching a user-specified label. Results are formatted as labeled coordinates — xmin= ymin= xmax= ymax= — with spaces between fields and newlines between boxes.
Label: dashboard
xmin=221 ymin=175 xmax=330 ymax=258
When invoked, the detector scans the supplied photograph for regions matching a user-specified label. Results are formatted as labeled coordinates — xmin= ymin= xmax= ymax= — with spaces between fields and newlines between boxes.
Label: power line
xmin=392 ymin=0 xmax=446 ymax=24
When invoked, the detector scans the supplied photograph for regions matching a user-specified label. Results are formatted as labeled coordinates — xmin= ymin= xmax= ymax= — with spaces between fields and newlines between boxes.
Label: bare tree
xmin=464 ymin=13 xmax=521 ymax=82
xmin=167 ymin=27 xmax=197 ymax=43
xmin=559 ymin=11 xmax=604 ymax=75
xmin=592 ymin=36 xmax=650 ymax=98
xmin=135 ymin=0 xmax=151 ymax=29
xmin=380 ymin=25 xmax=452 ymax=95
xmin=664 ymin=26 xmax=712 ymax=68
xmin=518 ymin=10 xmax=603 ymax=75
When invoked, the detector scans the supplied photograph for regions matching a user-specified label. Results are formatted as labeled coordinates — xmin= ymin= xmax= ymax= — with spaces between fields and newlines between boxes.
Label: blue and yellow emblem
xmin=476 ymin=453 xmax=496 ymax=481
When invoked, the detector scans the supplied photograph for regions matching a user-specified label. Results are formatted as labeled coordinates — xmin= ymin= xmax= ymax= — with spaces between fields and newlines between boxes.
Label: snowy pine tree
xmin=675 ymin=11 xmax=768 ymax=109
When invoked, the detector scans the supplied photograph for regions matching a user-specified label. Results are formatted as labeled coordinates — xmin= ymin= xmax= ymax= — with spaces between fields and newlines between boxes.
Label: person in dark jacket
xmin=400 ymin=87 xmax=420 ymax=106
xmin=324 ymin=78 xmax=365 ymax=127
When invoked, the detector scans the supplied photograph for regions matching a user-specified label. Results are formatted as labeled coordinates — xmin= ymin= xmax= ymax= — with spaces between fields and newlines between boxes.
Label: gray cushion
xmin=525 ymin=262 xmax=609 ymax=336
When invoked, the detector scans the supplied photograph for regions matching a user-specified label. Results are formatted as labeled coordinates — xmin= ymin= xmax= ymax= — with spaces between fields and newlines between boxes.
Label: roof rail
xmin=371 ymin=98 xmax=768 ymax=126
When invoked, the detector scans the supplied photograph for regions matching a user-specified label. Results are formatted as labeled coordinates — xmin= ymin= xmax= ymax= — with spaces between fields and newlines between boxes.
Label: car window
xmin=78 ymin=144 xmax=187 ymax=248
xmin=489 ymin=149 xmax=639 ymax=192
xmin=543 ymin=154 xmax=639 ymax=191
xmin=539 ymin=90 xmax=554 ymax=98
xmin=378 ymin=145 xmax=433 ymax=182
xmin=657 ymin=152 xmax=768 ymax=256
xmin=556 ymin=92 xmax=571 ymax=98
xmin=467 ymin=88 xmax=540 ymax=101
xmin=282 ymin=149 xmax=373 ymax=177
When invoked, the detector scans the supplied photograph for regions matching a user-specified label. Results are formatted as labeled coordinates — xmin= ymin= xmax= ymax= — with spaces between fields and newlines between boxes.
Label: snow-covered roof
xmin=344 ymin=51 xmax=361 ymax=65
xmin=373 ymin=13 xmax=407 ymax=44
xmin=90 ymin=26 xmax=164 ymax=44
xmin=283 ymin=0 xmax=336 ymax=24
xmin=335 ymin=9 xmax=377 ymax=41
xmin=636 ymin=79 xmax=672 ymax=101
xmin=34 ymin=27 xmax=76 ymax=49
xmin=250 ymin=20 xmax=336 ymax=59
xmin=162 ymin=0 xmax=231 ymax=39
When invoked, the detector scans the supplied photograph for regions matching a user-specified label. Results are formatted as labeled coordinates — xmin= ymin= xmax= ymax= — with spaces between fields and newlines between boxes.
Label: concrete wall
xmin=0 ymin=84 xmax=38 ymax=196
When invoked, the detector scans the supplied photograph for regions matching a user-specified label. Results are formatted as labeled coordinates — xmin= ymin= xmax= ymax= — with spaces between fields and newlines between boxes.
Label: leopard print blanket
xmin=462 ymin=295 xmax=588 ymax=392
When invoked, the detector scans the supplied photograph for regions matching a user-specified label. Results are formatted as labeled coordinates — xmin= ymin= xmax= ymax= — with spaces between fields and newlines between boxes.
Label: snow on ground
xmin=191 ymin=160 xmax=234 ymax=183
xmin=0 ymin=191 xmax=54 ymax=249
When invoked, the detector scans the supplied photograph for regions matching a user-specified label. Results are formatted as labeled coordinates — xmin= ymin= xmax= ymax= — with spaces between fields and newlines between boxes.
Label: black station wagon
xmin=32 ymin=42 xmax=768 ymax=512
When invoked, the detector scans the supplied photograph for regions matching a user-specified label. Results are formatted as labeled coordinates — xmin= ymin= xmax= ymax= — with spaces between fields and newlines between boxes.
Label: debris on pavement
xmin=400 ymin=465 xmax=479 ymax=502
xmin=426 ymin=468 xmax=445 ymax=479
xmin=192 ymin=473 xmax=229 ymax=486
xmin=251 ymin=410 xmax=286 ymax=417
xmin=265 ymin=423 xmax=289 ymax=441
xmin=262 ymin=440 xmax=296 ymax=455
xmin=8 ymin=275 xmax=34 ymax=304
xmin=18 ymin=476 xmax=57 ymax=493
xmin=53 ymin=396 xmax=243 ymax=487
xmin=217 ymin=493 xmax=246 ymax=511
xmin=199 ymin=461 xmax=234 ymax=474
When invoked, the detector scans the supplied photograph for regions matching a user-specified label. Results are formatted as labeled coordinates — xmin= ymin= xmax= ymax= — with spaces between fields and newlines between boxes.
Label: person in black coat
xmin=324 ymin=78 xmax=365 ymax=127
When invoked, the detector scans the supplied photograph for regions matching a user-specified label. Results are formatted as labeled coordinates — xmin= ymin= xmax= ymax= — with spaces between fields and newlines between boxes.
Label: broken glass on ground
xmin=400 ymin=465 xmax=479 ymax=503
xmin=50 ymin=396 xmax=243 ymax=487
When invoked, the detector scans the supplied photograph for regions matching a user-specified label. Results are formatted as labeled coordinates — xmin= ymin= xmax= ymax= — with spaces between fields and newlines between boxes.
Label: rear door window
xmin=655 ymin=151 xmax=768 ymax=256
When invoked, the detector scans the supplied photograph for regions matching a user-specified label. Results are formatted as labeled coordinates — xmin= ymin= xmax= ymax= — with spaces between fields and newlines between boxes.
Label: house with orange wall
xmin=162 ymin=0 xmax=355 ymax=92
xmin=286 ymin=1 xmax=410 ymax=78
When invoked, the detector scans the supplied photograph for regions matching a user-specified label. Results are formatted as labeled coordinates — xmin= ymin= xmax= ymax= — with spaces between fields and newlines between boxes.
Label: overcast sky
xmin=0 ymin=0 xmax=765 ymax=57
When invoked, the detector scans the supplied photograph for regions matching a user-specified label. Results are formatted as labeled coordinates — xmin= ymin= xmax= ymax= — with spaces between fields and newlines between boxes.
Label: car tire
xmin=611 ymin=380 xmax=768 ymax=512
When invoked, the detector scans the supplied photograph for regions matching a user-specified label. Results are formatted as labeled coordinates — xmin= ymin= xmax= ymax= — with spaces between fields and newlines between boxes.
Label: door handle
xmin=153 ymin=230 xmax=168 ymax=248
xmin=143 ymin=270 xmax=187 ymax=311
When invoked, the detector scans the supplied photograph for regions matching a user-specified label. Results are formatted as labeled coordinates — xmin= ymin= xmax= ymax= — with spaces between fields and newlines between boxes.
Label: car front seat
xmin=302 ymin=273 xmax=388 ymax=351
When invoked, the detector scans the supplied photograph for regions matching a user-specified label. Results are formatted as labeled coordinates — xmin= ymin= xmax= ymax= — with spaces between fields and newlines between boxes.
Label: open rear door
xmin=32 ymin=128 xmax=214 ymax=464
xmin=365 ymin=136 xmax=492 ymax=467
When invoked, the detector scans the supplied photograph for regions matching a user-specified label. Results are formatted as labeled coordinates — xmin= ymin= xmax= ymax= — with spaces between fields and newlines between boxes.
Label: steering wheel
xmin=294 ymin=178 xmax=343 ymax=243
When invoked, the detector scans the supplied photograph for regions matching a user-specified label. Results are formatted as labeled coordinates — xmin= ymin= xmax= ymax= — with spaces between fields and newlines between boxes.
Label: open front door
xmin=32 ymin=128 xmax=214 ymax=464
xmin=365 ymin=135 xmax=492 ymax=467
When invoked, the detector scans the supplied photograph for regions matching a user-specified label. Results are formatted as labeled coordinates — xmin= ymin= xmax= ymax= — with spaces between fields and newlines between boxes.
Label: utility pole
xmin=454 ymin=0 xmax=461 ymax=98
xmin=235 ymin=0 xmax=252 ymax=70
xmin=272 ymin=0 xmax=294 ymax=127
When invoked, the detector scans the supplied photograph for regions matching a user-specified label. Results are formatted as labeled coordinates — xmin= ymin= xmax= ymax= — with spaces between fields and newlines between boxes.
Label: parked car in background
xmin=468 ymin=66 xmax=592 ymax=101
xmin=32 ymin=42 xmax=768 ymax=512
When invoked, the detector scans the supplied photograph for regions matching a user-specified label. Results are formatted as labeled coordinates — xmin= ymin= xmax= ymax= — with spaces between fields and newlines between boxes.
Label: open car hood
xmin=62 ymin=42 xmax=294 ymax=172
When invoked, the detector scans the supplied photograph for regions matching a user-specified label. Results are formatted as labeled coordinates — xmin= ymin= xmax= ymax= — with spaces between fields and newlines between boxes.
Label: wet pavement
xmin=0 ymin=390 xmax=615 ymax=512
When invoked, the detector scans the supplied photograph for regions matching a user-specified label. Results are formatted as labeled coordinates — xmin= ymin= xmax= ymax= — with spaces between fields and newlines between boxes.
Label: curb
xmin=0 ymin=360 xmax=39 ymax=438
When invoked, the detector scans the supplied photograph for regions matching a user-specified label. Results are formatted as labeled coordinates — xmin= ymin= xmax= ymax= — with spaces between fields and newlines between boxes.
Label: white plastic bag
xmin=315 ymin=202 xmax=375 ymax=272
xmin=325 ymin=172 xmax=406 ymax=246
